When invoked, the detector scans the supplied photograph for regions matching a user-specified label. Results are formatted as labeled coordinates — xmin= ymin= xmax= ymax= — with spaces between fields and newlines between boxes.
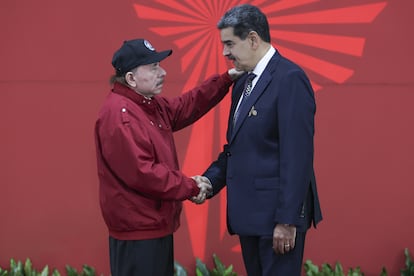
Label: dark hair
xmin=217 ymin=4 xmax=271 ymax=43
xmin=109 ymin=67 xmax=138 ymax=85
xmin=109 ymin=74 xmax=127 ymax=85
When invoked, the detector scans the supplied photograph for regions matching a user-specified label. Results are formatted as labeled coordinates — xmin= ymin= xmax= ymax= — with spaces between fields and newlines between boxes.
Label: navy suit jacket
xmin=204 ymin=50 xmax=322 ymax=236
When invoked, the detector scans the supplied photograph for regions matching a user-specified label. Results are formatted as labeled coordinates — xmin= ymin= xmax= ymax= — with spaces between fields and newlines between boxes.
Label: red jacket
xmin=95 ymin=72 xmax=233 ymax=240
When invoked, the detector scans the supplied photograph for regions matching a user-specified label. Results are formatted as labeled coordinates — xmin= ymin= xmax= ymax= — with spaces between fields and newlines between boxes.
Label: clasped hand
xmin=190 ymin=175 xmax=212 ymax=204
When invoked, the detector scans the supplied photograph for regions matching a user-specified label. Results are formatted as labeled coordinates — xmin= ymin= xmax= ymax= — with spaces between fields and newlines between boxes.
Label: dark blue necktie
xmin=233 ymin=73 xmax=256 ymax=126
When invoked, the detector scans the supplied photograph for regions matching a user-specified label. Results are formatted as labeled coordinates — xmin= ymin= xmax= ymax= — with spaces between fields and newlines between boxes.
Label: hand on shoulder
xmin=228 ymin=68 xmax=245 ymax=81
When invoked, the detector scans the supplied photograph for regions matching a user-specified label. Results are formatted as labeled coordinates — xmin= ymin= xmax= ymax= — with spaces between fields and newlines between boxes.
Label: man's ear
xmin=125 ymin=72 xmax=136 ymax=87
xmin=248 ymin=31 xmax=259 ymax=49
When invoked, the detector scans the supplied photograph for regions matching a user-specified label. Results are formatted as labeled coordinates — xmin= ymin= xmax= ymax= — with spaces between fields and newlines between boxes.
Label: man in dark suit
xmin=200 ymin=4 xmax=323 ymax=275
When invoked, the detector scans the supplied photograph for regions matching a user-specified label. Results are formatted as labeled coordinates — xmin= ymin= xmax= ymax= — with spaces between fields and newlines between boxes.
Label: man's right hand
xmin=190 ymin=175 xmax=212 ymax=204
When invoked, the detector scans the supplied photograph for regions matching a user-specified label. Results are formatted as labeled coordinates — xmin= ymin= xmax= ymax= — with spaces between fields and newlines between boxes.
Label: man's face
xmin=130 ymin=62 xmax=166 ymax=97
xmin=220 ymin=27 xmax=254 ymax=72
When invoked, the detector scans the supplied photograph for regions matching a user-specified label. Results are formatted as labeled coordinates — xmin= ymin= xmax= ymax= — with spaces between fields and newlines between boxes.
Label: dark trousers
xmin=109 ymin=235 xmax=174 ymax=276
xmin=239 ymin=231 xmax=306 ymax=276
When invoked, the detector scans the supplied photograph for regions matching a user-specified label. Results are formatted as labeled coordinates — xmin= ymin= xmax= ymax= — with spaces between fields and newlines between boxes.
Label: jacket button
xmin=226 ymin=152 xmax=231 ymax=157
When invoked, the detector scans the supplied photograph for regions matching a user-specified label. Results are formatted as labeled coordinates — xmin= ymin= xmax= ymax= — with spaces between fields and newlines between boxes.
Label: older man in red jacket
xmin=94 ymin=38 xmax=242 ymax=276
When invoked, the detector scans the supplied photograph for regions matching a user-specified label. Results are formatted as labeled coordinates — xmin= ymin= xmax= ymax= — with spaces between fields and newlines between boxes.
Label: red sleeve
xmin=98 ymin=114 xmax=200 ymax=201
xmin=160 ymin=72 xmax=233 ymax=131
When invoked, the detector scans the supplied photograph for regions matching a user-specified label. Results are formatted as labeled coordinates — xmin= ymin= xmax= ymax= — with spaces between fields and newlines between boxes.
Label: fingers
xmin=190 ymin=175 xmax=212 ymax=204
xmin=192 ymin=175 xmax=212 ymax=193
xmin=272 ymin=224 xmax=297 ymax=255
xmin=274 ymin=239 xmax=291 ymax=255
xmin=228 ymin=68 xmax=245 ymax=80
xmin=190 ymin=189 xmax=207 ymax=204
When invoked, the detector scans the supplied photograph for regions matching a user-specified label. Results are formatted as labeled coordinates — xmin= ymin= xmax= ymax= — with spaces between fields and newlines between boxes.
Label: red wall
xmin=1 ymin=0 xmax=413 ymax=275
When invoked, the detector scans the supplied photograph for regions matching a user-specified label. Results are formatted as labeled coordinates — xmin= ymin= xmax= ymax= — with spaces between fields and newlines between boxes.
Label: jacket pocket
xmin=254 ymin=177 xmax=280 ymax=190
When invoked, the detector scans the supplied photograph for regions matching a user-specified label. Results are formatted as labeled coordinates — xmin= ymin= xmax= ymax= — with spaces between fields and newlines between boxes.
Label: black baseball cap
xmin=112 ymin=39 xmax=172 ymax=75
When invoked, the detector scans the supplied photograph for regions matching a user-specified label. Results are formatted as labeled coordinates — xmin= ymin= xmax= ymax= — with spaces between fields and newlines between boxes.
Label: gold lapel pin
xmin=248 ymin=106 xmax=258 ymax=117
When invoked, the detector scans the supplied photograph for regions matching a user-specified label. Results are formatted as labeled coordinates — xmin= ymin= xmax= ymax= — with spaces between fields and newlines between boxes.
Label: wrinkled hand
xmin=273 ymin=224 xmax=297 ymax=254
xmin=190 ymin=175 xmax=212 ymax=204
xmin=228 ymin=68 xmax=245 ymax=81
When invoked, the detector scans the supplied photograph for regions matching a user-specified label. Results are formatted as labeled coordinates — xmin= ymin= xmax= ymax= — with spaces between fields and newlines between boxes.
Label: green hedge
xmin=303 ymin=248 xmax=413 ymax=276
xmin=1 ymin=248 xmax=412 ymax=276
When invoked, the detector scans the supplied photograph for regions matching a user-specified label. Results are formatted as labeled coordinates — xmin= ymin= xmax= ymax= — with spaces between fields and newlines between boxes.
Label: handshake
xmin=190 ymin=175 xmax=212 ymax=204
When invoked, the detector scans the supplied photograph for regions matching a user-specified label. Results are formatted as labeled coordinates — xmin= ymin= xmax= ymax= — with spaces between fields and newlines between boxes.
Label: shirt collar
xmin=251 ymin=46 xmax=276 ymax=82
xmin=112 ymin=82 xmax=157 ymax=111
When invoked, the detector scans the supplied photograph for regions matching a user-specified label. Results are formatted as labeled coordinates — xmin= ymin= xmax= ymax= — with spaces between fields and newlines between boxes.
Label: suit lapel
xmin=228 ymin=74 xmax=247 ymax=138
xmin=229 ymin=52 xmax=281 ymax=143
